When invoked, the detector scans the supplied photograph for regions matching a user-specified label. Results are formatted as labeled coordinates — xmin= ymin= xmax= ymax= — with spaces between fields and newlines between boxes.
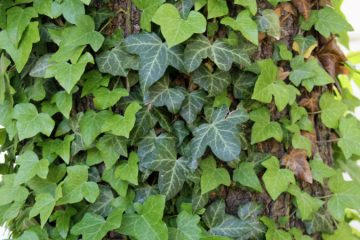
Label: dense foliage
xmin=0 ymin=0 xmax=360 ymax=239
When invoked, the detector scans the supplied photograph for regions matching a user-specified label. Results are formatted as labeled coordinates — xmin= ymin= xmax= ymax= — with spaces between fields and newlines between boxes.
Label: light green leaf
xmin=144 ymin=75 xmax=186 ymax=113
xmin=13 ymin=103 xmax=55 ymax=140
xmin=133 ymin=0 xmax=165 ymax=31
xmin=124 ymin=32 xmax=185 ymax=90
xmin=319 ymin=92 xmax=347 ymax=129
xmin=250 ymin=107 xmax=283 ymax=144
xmin=314 ymin=7 xmax=353 ymax=38
xmin=200 ymin=156 xmax=231 ymax=194
xmin=184 ymin=34 xmax=251 ymax=73
xmin=256 ymin=9 xmax=280 ymax=39
xmin=169 ymin=211 xmax=202 ymax=240
xmin=207 ymin=0 xmax=228 ymax=19
xmin=115 ymin=152 xmax=139 ymax=185
xmin=96 ymin=134 xmax=128 ymax=169
xmin=29 ymin=193 xmax=56 ymax=227
xmin=309 ymin=155 xmax=336 ymax=184
xmin=52 ymin=90 xmax=72 ymax=118
xmin=93 ymin=87 xmax=128 ymax=110
xmin=40 ymin=135 xmax=74 ymax=164
xmin=262 ymin=156 xmax=295 ymax=200
xmin=57 ymin=165 xmax=99 ymax=205
xmin=221 ymin=10 xmax=258 ymax=45
xmin=34 ymin=0 xmax=62 ymax=18
xmin=81 ymin=70 xmax=110 ymax=97
xmin=180 ymin=90 xmax=208 ymax=124
xmin=233 ymin=162 xmax=262 ymax=192
xmin=192 ymin=65 xmax=231 ymax=97
xmin=338 ymin=116 xmax=360 ymax=159
xmin=119 ymin=195 xmax=168 ymax=240
xmin=60 ymin=0 xmax=85 ymax=24
xmin=234 ymin=0 xmax=257 ymax=15
xmin=152 ymin=3 xmax=206 ymax=47
xmin=190 ymin=106 xmax=248 ymax=162
xmin=292 ymin=132 xmax=312 ymax=156
xmin=14 ymin=151 xmax=49 ymax=185
xmin=322 ymin=222 xmax=358 ymax=240
xmin=290 ymin=56 xmax=334 ymax=92
xmin=0 ymin=174 xmax=29 ymax=206
xmin=102 ymin=102 xmax=142 ymax=138
xmin=0 ymin=22 xmax=40 ymax=72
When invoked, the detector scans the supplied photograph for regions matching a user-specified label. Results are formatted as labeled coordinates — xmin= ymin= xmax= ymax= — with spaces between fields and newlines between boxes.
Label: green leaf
xmin=115 ymin=151 xmax=139 ymax=185
xmin=60 ymin=0 xmax=85 ymax=24
xmin=119 ymin=195 xmax=168 ymax=240
xmin=290 ymin=56 xmax=334 ymax=92
xmin=322 ymin=222 xmax=358 ymax=240
xmin=81 ymin=70 xmax=110 ymax=97
xmin=234 ymin=0 xmax=257 ymax=15
xmin=130 ymin=107 xmax=158 ymax=144
xmin=232 ymin=71 xmax=257 ymax=100
xmin=71 ymin=208 xmax=124 ymax=240
xmin=93 ymin=87 xmax=128 ymax=110
xmin=13 ymin=103 xmax=55 ymax=140
xmin=102 ymin=102 xmax=142 ymax=138
xmin=237 ymin=202 xmax=266 ymax=239
xmin=287 ymin=184 xmax=323 ymax=220
xmin=124 ymin=32 xmax=185 ymax=90
xmin=250 ymin=107 xmax=283 ymax=144
xmin=252 ymin=59 xmax=299 ymax=111
xmin=47 ymin=52 xmax=94 ymax=93
xmin=309 ymin=155 xmax=336 ymax=184
xmin=0 ymin=22 xmax=40 ymax=72
xmin=57 ymin=165 xmax=99 ymax=205
xmin=233 ymin=162 xmax=262 ymax=192
xmin=40 ymin=135 xmax=74 ymax=164
xmin=144 ymin=75 xmax=185 ymax=113
xmin=52 ymin=15 xmax=104 ymax=62
xmin=262 ymin=156 xmax=295 ymax=200
xmin=0 ymin=174 xmax=29 ymax=206
xmin=29 ymin=193 xmax=56 ymax=227
xmin=184 ymin=34 xmax=251 ymax=73
xmin=96 ymin=134 xmax=128 ymax=169
xmin=319 ymin=92 xmax=347 ymax=129
xmin=338 ymin=116 xmax=360 ymax=159
xmin=256 ymin=9 xmax=280 ymax=39
xmin=14 ymin=151 xmax=49 ymax=185
xmin=169 ymin=211 xmax=202 ymax=240
xmin=51 ymin=91 xmax=72 ymax=118
xmin=221 ymin=10 xmax=258 ymax=45
xmin=79 ymin=110 xmax=113 ymax=147
xmin=303 ymin=210 xmax=335 ymax=234
xmin=133 ymin=0 xmax=165 ymax=31
xmin=292 ymin=35 xmax=318 ymax=58
xmin=207 ymin=0 xmax=229 ymax=19
xmin=200 ymin=156 xmax=231 ymax=194
xmin=180 ymin=90 xmax=208 ymax=124
xmin=190 ymin=106 xmax=248 ymax=162
xmin=192 ymin=65 xmax=231 ymax=97
xmin=327 ymin=173 xmax=360 ymax=220
xmin=96 ymin=46 xmax=139 ymax=77
xmin=314 ymin=7 xmax=353 ymax=38
xmin=152 ymin=3 xmax=206 ymax=47
xmin=292 ymin=132 xmax=312 ymax=156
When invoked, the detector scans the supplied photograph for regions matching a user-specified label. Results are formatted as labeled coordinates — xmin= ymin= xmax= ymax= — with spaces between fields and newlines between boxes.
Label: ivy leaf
xmin=169 ymin=211 xmax=202 ymax=240
xmin=314 ymin=7 xmax=353 ymax=38
xmin=190 ymin=106 xmax=248 ymax=162
xmin=14 ymin=151 xmax=49 ymax=185
xmin=262 ymin=156 xmax=295 ymax=200
xmin=0 ymin=22 xmax=40 ymax=72
xmin=57 ymin=165 xmax=99 ymax=205
xmin=13 ymin=103 xmax=55 ymax=140
xmin=29 ymin=193 xmax=56 ymax=227
xmin=232 ymin=71 xmax=257 ymax=100
xmin=152 ymin=3 xmax=207 ymax=47
xmin=130 ymin=107 xmax=158 ymax=144
xmin=60 ymin=0 xmax=85 ymax=24
xmin=250 ymin=107 xmax=283 ymax=144
xmin=93 ymin=87 xmax=128 ymax=110
xmin=237 ymin=202 xmax=266 ymax=239
xmin=292 ymin=132 xmax=312 ymax=157
xmin=309 ymin=155 xmax=336 ymax=184
xmin=233 ymin=162 xmax=262 ymax=192
xmin=96 ymin=46 xmax=139 ymax=77
xmin=203 ymin=200 xmax=225 ymax=228
xmin=0 ymin=174 xmax=29 ymax=206
xmin=319 ymin=92 xmax=347 ymax=129
xmin=292 ymin=35 xmax=318 ymax=58
xmin=256 ymin=9 xmax=281 ymax=39
xmin=192 ymin=66 xmax=231 ymax=97
xmin=322 ymin=222 xmax=358 ymax=240
xmin=133 ymin=0 xmax=165 ymax=31
xmin=79 ymin=110 xmax=113 ymax=147
xmin=207 ymin=0 xmax=229 ymax=19
xmin=200 ymin=156 xmax=231 ymax=194
xmin=52 ymin=15 xmax=104 ymax=62
xmin=338 ymin=115 xmax=360 ymax=159
xmin=96 ymin=134 xmax=128 ymax=169
xmin=144 ymin=75 xmax=186 ymax=113
xmin=115 ymin=152 xmax=139 ymax=185
xmin=184 ymin=34 xmax=251 ymax=73
xmin=327 ymin=173 xmax=360 ymax=220
xmin=290 ymin=56 xmax=334 ymax=92
xmin=124 ymin=32 xmax=185 ymax=90
xmin=180 ymin=90 xmax=208 ymax=124
xmin=47 ymin=52 xmax=94 ymax=93
xmin=51 ymin=91 xmax=72 ymax=119
xmin=252 ymin=59 xmax=299 ymax=111
xmin=221 ymin=9 xmax=258 ymax=45
xmin=234 ymin=0 xmax=257 ymax=15
xmin=40 ymin=135 xmax=74 ymax=164
xmin=71 ymin=208 xmax=124 ymax=240
xmin=287 ymin=184 xmax=323 ymax=221
xmin=119 ymin=195 xmax=168 ymax=240
xmin=102 ymin=102 xmax=142 ymax=138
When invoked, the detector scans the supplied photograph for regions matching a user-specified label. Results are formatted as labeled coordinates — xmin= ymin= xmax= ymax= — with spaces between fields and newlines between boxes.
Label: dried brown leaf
xmin=281 ymin=149 xmax=313 ymax=183
xmin=291 ymin=0 xmax=311 ymax=20
xmin=299 ymin=91 xmax=320 ymax=112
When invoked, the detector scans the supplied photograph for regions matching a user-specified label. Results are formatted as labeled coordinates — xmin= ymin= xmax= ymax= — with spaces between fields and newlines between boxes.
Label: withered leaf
xmin=317 ymin=38 xmax=347 ymax=77
xmin=299 ymin=91 xmax=320 ymax=112
xmin=292 ymin=0 xmax=311 ymax=20
xmin=302 ymin=131 xmax=318 ymax=156
xmin=281 ymin=149 xmax=313 ymax=183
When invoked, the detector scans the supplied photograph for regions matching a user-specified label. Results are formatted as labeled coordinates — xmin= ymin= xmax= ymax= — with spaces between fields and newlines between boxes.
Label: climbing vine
xmin=0 ymin=0 xmax=359 ymax=239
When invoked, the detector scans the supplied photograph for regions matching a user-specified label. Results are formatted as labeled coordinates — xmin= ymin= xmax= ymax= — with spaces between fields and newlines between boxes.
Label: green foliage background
xmin=0 ymin=0 xmax=360 ymax=239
